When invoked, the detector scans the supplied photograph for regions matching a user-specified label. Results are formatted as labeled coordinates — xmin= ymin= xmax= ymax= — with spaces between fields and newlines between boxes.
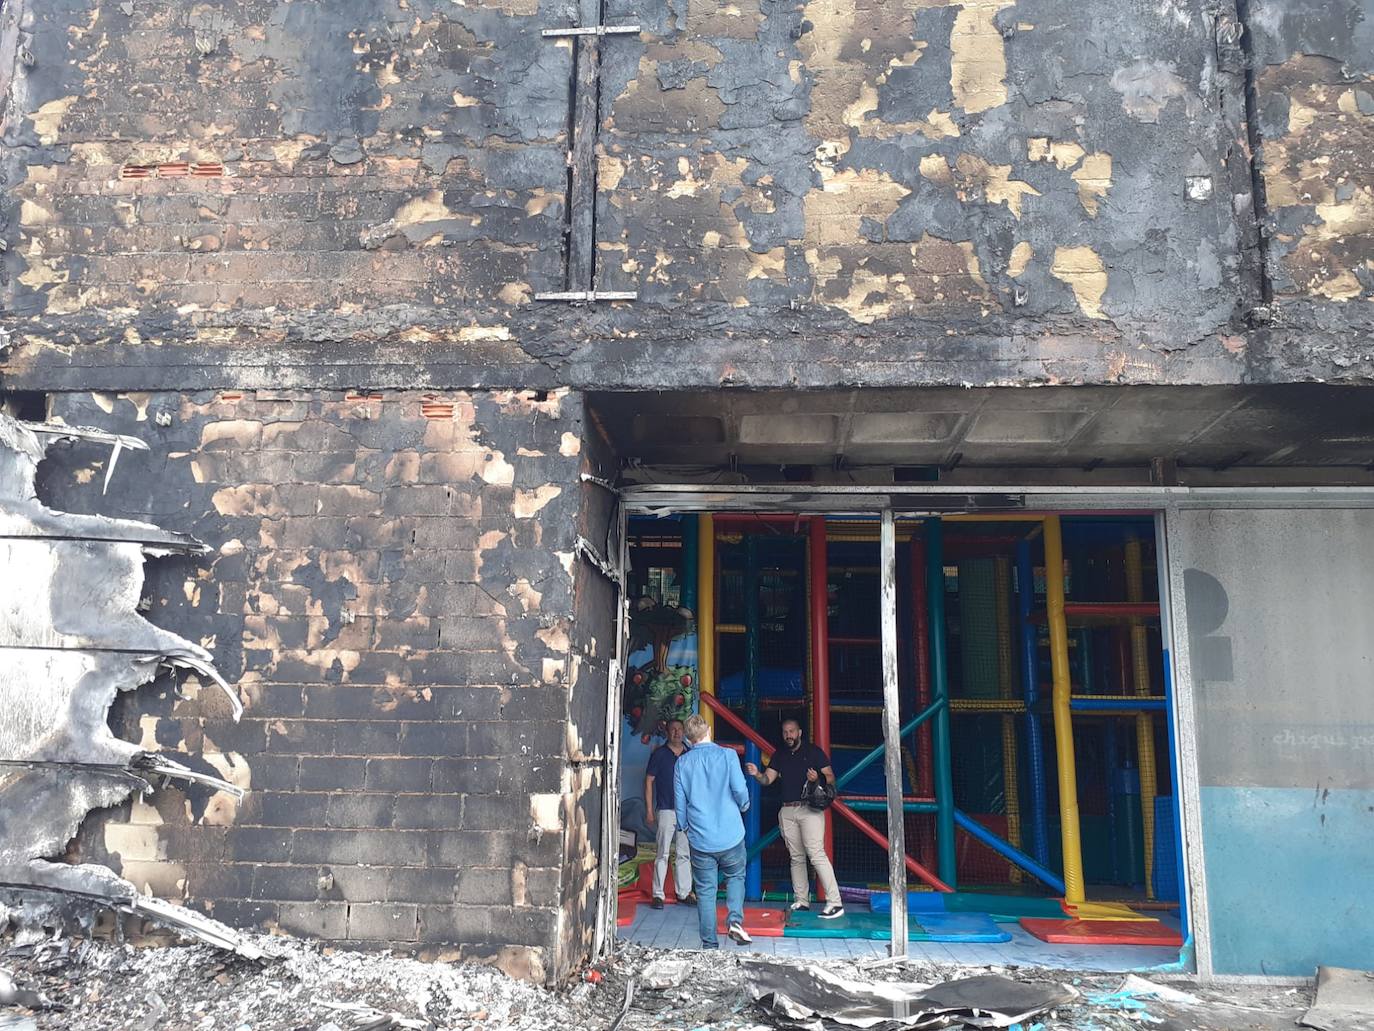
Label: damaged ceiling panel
xmin=0 ymin=412 xmax=259 ymax=958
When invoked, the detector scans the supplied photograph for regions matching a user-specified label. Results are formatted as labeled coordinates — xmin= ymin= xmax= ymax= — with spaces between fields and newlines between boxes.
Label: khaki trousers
xmin=652 ymin=809 xmax=692 ymax=899
xmin=778 ymin=805 xmax=841 ymax=905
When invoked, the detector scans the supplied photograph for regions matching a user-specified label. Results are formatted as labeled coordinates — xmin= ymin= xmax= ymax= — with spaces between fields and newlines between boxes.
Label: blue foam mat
xmin=785 ymin=908 xmax=1011 ymax=943
xmin=869 ymin=891 xmax=949 ymax=913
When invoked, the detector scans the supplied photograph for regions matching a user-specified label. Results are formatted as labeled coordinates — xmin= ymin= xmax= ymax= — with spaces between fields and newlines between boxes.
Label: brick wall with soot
xmin=38 ymin=387 xmax=590 ymax=980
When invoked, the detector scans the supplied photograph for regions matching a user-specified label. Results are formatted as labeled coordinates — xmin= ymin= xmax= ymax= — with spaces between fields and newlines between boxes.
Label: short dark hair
xmin=667 ymin=718 xmax=684 ymax=727
xmin=781 ymin=717 xmax=802 ymax=731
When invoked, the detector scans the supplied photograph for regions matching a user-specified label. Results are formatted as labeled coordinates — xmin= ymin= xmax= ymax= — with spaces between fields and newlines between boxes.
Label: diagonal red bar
xmin=699 ymin=692 xmax=952 ymax=892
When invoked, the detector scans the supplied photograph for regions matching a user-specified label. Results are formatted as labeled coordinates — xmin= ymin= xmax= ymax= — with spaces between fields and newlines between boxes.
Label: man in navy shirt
xmin=643 ymin=718 xmax=693 ymax=909
xmin=745 ymin=716 xmax=844 ymax=918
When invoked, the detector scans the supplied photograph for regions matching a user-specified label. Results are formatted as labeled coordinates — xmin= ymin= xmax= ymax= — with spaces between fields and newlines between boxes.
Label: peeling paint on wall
xmin=1247 ymin=0 xmax=1374 ymax=304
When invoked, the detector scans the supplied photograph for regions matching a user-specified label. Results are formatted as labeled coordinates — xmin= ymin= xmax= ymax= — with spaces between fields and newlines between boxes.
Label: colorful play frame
xmin=624 ymin=511 xmax=1188 ymax=949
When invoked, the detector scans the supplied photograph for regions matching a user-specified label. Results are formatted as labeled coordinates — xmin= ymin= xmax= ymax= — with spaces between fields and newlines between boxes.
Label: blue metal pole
xmin=1071 ymin=698 xmax=1166 ymax=712
xmin=953 ymin=809 xmax=1067 ymax=895
xmin=846 ymin=800 xmax=939 ymax=814
xmin=926 ymin=518 xmax=957 ymax=887
xmin=744 ymin=536 xmax=762 ymax=900
xmin=1105 ymin=719 xmax=1120 ymax=884
xmin=745 ymin=742 xmax=762 ymax=898
xmin=1016 ymin=538 xmax=1050 ymax=867
xmin=1163 ymin=659 xmax=1188 ymax=929
xmin=681 ymin=515 xmax=698 ymax=610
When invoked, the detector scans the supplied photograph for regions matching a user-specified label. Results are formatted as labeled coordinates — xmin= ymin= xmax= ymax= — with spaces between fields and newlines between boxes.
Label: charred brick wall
xmin=35 ymin=388 xmax=590 ymax=980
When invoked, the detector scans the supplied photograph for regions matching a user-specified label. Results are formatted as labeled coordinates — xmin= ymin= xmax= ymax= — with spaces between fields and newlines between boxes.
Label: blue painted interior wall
xmin=1201 ymin=786 xmax=1374 ymax=975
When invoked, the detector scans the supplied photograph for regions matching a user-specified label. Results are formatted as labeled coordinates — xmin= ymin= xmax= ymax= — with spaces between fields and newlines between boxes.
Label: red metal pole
xmin=809 ymin=516 xmax=834 ymax=886
xmin=699 ymin=693 xmax=952 ymax=892
xmin=912 ymin=539 xmax=937 ymax=872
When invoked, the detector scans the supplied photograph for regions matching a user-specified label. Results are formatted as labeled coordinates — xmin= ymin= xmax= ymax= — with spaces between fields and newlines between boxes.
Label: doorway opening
xmin=612 ymin=508 xmax=1187 ymax=969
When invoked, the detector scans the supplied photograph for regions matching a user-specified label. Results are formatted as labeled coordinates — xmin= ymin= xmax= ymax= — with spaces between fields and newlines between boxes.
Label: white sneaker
xmin=728 ymin=923 xmax=753 ymax=945
xmin=818 ymin=905 xmax=845 ymax=920
xmin=788 ymin=901 xmax=811 ymax=912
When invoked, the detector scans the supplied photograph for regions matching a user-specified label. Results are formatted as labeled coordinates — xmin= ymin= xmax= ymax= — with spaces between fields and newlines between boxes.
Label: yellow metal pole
xmin=1044 ymin=515 xmax=1086 ymax=903
xmin=1125 ymin=536 xmax=1157 ymax=899
xmin=698 ymin=514 xmax=716 ymax=732
xmin=994 ymin=557 xmax=1023 ymax=884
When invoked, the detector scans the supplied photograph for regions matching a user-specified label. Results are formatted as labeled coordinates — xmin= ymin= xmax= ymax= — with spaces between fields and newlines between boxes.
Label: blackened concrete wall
xmin=1 ymin=0 xmax=1371 ymax=390
xmin=35 ymin=389 xmax=593 ymax=980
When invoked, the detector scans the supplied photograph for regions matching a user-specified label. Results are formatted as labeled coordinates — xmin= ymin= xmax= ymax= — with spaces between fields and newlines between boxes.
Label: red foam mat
xmin=634 ymin=861 xmax=679 ymax=902
xmin=617 ymin=894 xmax=638 ymax=927
xmin=716 ymin=906 xmax=787 ymax=937
xmin=1020 ymin=917 xmax=1184 ymax=946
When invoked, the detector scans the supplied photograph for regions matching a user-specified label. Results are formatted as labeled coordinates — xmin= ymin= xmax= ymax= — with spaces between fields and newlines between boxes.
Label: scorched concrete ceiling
xmin=589 ymin=385 xmax=1374 ymax=471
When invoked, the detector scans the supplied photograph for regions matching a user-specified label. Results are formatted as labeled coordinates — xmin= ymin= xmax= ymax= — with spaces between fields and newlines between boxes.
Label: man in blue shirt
xmin=673 ymin=713 xmax=752 ymax=948
xmin=644 ymin=719 xmax=693 ymax=909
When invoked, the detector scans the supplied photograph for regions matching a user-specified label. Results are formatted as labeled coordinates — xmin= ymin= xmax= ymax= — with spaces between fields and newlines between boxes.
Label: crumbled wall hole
xmin=0 ymin=412 xmax=258 ymax=958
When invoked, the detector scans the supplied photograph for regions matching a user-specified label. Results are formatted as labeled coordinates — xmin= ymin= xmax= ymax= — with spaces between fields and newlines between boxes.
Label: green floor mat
xmin=945 ymin=893 xmax=1067 ymax=921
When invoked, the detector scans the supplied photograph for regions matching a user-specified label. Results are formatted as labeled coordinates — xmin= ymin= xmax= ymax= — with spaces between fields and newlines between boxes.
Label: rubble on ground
xmin=0 ymin=936 xmax=1315 ymax=1031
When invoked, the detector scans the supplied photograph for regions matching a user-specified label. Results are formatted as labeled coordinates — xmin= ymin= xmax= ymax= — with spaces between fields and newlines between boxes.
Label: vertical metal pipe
xmin=680 ymin=515 xmax=698 ymax=611
xmin=745 ymin=536 xmax=763 ymax=900
xmin=925 ymin=517 xmax=957 ymax=887
xmin=1104 ymin=720 xmax=1120 ymax=884
xmin=1045 ymin=515 xmax=1086 ymax=903
xmin=994 ymin=556 xmax=1022 ymax=884
xmin=1125 ymin=535 xmax=1157 ymax=899
xmin=1016 ymin=538 xmax=1050 ymax=867
xmin=881 ymin=511 xmax=909 ymax=955
xmin=698 ymin=515 xmax=716 ymax=731
xmin=911 ymin=539 xmax=936 ymax=871
xmin=808 ymin=517 xmax=834 ymax=881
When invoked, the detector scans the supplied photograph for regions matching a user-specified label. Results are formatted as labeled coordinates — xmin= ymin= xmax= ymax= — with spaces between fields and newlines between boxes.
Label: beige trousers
xmin=778 ymin=805 xmax=841 ymax=905
xmin=652 ymin=809 xmax=692 ymax=899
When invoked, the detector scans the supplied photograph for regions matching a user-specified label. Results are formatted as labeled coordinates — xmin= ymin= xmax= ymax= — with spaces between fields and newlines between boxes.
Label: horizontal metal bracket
xmin=542 ymin=24 xmax=641 ymax=37
xmin=535 ymin=290 xmax=637 ymax=302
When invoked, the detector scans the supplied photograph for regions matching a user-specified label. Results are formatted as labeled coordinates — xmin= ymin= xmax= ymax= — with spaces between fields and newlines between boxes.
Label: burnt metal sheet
xmin=0 ymin=412 xmax=258 ymax=958
xmin=744 ymin=960 xmax=1077 ymax=1029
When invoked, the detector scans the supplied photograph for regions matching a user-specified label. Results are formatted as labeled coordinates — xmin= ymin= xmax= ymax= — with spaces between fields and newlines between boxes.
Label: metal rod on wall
xmin=880 ymin=510 xmax=909 ymax=956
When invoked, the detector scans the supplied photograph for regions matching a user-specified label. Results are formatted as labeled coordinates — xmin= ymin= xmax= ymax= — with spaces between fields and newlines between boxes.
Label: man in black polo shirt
xmin=744 ymin=717 xmax=844 ymax=918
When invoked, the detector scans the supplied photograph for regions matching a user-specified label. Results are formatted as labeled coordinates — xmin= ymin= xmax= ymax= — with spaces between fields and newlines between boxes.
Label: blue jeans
xmin=688 ymin=838 xmax=746 ymax=948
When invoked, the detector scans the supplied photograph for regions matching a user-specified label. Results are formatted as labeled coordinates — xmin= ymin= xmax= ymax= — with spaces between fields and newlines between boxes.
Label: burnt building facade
xmin=1 ymin=0 xmax=1371 ymax=982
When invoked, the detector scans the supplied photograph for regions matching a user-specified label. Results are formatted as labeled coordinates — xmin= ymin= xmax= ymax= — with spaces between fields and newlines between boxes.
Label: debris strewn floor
xmin=0 ymin=935 xmax=1316 ymax=1031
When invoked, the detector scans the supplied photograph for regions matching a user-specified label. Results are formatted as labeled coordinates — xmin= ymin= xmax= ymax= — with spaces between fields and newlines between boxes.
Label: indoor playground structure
xmin=617 ymin=513 xmax=1187 ymax=951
